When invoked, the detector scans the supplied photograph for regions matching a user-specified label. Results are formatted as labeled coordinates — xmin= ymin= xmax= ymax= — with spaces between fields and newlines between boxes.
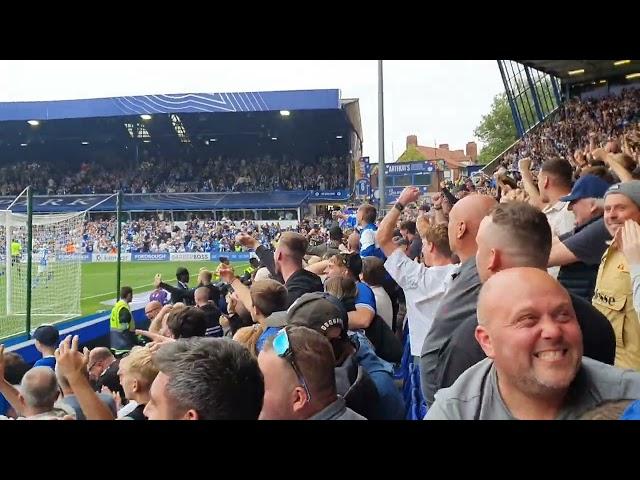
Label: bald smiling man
xmin=420 ymin=194 xmax=497 ymax=405
xmin=425 ymin=268 xmax=640 ymax=420
xmin=433 ymin=201 xmax=616 ymax=400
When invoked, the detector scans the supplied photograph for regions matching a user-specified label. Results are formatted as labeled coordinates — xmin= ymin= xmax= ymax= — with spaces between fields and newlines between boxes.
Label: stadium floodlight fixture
xmin=81 ymin=141 xmax=89 ymax=145
xmin=599 ymin=79 xmax=607 ymax=84
xmin=140 ymin=114 xmax=152 ymax=120
xmin=626 ymin=73 xmax=640 ymax=80
xmin=568 ymin=69 xmax=585 ymax=76
xmin=27 ymin=120 xmax=40 ymax=126
xmin=336 ymin=135 xmax=343 ymax=139
xmin=614 ymin=60 xmax=631 ymax=66
xmin=210 ymin=138 xmax=217 ymax=142
xmin=20 ymin=143 xmax=27 ymax=147
xmin=271 ymin=137 xmax=278 ymax=141
xmin=279 ymin=110 xmax=290 ymax=117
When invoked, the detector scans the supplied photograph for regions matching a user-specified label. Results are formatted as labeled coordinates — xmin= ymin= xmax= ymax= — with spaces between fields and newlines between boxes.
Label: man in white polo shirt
xmin=376 ymin=187 xmax=457 ymax=363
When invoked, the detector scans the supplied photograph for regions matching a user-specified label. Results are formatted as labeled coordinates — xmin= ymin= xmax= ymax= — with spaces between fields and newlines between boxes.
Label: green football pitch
xmin=0 ymin=260 xmax=248 ymax=340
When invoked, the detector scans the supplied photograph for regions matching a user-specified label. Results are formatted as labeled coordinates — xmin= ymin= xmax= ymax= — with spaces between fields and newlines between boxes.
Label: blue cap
xmin=559 ymin=175 xmax=610 ymax=203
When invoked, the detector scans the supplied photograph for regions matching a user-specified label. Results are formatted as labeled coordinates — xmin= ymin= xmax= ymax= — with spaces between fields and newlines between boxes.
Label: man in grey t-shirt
xmin=420 ymin=194 xmax=497 ymax=405
xmin=426 ymin=268 xmax=640 ymax=420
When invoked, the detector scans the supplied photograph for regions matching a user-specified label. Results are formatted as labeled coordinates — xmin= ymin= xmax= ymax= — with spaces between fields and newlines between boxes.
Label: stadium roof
xmin=0 ymin=89 xmax=363 ymax=163
xmin=519 ymin=60 xmax=638 ymax=85
xmin=0 ymin=89 xmax=342 ymax=121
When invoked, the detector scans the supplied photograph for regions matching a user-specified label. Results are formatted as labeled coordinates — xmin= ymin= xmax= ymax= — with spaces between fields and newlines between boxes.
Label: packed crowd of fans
xmin=79 ymin=214 xmax=347 ymax=254
xmin=5 ymin=87 xmax=640 ymax=421
xmin=0 ymin=155 xmax=349 ymax=196
xmin=500 ymin=88 xmax=640 ymax=173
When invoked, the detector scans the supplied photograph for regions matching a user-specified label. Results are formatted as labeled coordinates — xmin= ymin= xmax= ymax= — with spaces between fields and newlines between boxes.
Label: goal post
xmin=1 ymin=188 xmax=88 ymax=339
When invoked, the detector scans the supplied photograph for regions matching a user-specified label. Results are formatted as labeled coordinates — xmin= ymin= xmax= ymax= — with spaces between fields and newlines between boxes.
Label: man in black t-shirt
xmin=547 ymin=175 xmax=612 ymax=301
xmin=88 ymin=347 xmax=126 ymax=401
xmin=236 ymin=231 xmax=323 ymax=308
xmin=155 ymin=268 xmax=220 ymax=306
xmin=194 ymin=287 xmax=223 ymax=337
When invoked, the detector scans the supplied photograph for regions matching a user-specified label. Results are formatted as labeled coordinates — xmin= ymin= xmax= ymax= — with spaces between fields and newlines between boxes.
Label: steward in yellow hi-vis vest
xmin=593 ymin=180 xmax=640 ymax=371
xmin=109 ymin=286 xmax=137 ymax=353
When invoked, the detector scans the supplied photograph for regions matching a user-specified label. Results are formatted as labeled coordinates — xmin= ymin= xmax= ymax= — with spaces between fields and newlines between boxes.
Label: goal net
xmin=0 ymin=208 xmax=86 ymax=338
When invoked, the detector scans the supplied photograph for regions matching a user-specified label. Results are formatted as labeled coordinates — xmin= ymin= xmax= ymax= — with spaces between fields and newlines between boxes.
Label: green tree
xmin=398 ymin=145 xmax=426 ymax=162
xmin=474 ymin=93 xmax=518 ymax=164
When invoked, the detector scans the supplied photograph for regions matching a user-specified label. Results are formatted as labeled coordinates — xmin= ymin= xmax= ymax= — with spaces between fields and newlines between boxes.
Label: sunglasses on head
xmin=272 ymin=328 xmax=312 ymax=403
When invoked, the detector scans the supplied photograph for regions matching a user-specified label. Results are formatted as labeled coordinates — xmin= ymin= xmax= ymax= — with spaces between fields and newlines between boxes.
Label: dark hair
xmin=488 ymin=202 xmax=552 ymax=268
xmin=541 ymin=158 xmax=573 ymax=189
xmin=153 ymin=337 xmax=264 ymax=420
xmin=120 ymin=286 xmax=133 ymax=299
xmin=329 ymin=226 xmax=343 ymax=241
xmin=580 ymin=166 xmax=615 ymax=184
xmin=361 ymin=256 xmax=386 ymax=287
xmin=167 ymin=306 xmax=207 ymax=338
xmin=264 ymin=326 xmax=337 ymax=399
xmin=176 ymin=267 xmax=190 ymax=281
xmin=399 ymin=220 xmax=417 ymax=236
xmin=3 ymin=352 xmax=30 ymax=385
xmin=358 ymin=205 xmax=377 ymax=224
xmin=249 ymin=279 xmax=287 ymax=316
xmin=615 ymin=153 xmax=636 ymax=173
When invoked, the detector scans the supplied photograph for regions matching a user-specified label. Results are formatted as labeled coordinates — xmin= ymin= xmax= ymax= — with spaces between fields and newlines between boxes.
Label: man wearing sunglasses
xmin=258 ymin=326 xmax=366 ymax=420
xmin=288 ymin=292 xmax=404 ymax=420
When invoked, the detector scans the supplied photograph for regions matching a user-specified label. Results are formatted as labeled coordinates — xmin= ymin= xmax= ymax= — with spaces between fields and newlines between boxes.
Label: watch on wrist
xmin=394 ymin=202 xmax=405 ymax=212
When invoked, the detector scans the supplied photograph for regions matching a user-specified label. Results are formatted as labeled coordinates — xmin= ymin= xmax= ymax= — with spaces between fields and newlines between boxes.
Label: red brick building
xmin=399 ymin=135 xmax=478 ymax=180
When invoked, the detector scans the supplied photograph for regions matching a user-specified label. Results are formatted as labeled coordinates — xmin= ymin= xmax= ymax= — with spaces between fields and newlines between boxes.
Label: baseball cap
xmin=559 ymin=175 xmax=611 ymax=203
xmin=287 ymin=292 xmax=348 ymax=335
xmin=604 ymin=180 xmax=640 ymax=209
xmin=32 ymin=324 xmax=60 ymax=347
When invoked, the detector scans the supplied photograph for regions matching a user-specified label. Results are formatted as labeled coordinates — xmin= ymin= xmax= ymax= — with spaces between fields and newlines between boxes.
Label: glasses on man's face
xmin=272 ymin=328 xmax=312 ymax=403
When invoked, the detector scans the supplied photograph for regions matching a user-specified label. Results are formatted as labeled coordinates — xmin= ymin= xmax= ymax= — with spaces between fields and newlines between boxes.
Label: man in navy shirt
xmin=32 ymin=325 xmax=60 ymax=369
